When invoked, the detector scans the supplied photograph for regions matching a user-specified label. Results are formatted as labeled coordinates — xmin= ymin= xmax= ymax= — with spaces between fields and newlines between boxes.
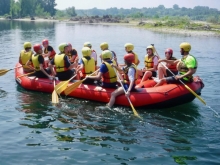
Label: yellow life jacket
xmin=102 ymin=62 xmax=117 ymax=83
xmin=54 ymin=54 xmax=68 ymax=72
xmin=133 ymin=52 xmax=139 ymax=66
xmin=144 ymin=55 xmax=157 ymax=69
xmin=20 ymin=50 xmax=32 ymax=69
xmin=123 ymin=64 xmax=138 ymax=84
xmin=32 ymin=54 xmax=41 ymax=71
xmin=81 ymin=57 xmax=95 ymax=78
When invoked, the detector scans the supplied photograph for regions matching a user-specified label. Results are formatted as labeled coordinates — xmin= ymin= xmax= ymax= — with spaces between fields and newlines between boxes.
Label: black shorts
xmin=166 ymin=76 xmax=191 ymax=84
xmin=34 ymin=68 xmax=51 ymax=78
xmin=165 ymin=70 xmax=178 ymax=77
xmin=82 ymin=78 xmax=94 ymax=84
xmin=56 ymin=69 xmax=75 ymax=81
xmin=142 ymin=71 xmax=157 ymax=77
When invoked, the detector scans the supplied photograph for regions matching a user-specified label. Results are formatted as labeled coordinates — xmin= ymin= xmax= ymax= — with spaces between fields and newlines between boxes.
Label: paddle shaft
xmin=16 ymin=71 xmax=35 ymax=78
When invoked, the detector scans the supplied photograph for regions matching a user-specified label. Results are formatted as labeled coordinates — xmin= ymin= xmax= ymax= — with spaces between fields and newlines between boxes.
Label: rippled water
xmin=0 ymin=20 xmax=220 ymax=165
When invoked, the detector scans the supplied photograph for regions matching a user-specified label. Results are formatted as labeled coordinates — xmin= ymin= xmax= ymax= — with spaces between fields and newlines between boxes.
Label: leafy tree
xmin=66 ymin=6 xmax=77 ymax=17
xmin=0 ymin=0 xmax=11 ymax=15
xmin=173 ymin=4 xmax=179 ymax=10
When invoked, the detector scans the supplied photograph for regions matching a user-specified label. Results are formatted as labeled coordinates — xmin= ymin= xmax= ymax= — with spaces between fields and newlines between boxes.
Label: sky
xmin=55 ymin=0 xmax=220 ymax=10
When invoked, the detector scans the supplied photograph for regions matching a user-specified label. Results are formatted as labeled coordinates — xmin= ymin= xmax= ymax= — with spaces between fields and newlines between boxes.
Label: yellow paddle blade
xmin=16 ymin=71 xmax=35 ymax=78
xmin=64 ymin=80 xmax=83 ymax=95
xmin=52 ymin=90 xmax=59 ymax=104
xmin=128 ymin=98 xmax=142 ymax=119
xmin=54 ymin=80 xmax=68 ymax=91
xmin=0 ymin=69 xmax=9 ymax=76
xmin=55 ymin=81 xmax=70 ymax=95
xmin=184 ymin=84 xmax=206 ymax=105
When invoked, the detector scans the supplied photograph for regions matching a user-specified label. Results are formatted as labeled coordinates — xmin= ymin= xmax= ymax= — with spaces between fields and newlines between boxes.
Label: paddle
xmin=151 ymin=44 xmax=160 ymax=59
xmin=16 ymin=71 xmax=35 ymax=78
xmin=52 ymin=80 xmax=59 ymax=104
xmin=64 ymin=69 xmax=100 ymax=96
xmin=113 ymin=68 xmax=142 ymax=119
xmin=0 ymin=66 xmax=22 ymax=76
xmin=161 ymin=62 xmax=206 ymax=105
xmin=55 ymin=74 xmax=77 ymax=95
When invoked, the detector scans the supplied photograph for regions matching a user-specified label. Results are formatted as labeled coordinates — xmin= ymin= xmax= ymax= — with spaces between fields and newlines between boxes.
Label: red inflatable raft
xmin=15 ymin=63 xmax=204 ymax=108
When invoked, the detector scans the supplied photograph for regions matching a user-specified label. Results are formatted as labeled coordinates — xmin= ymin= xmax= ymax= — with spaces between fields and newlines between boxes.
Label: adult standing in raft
xmin=77 ymin=47 xmax=96 ymax=84
xmin=124 ymin=43 xmax=140 ymax=66
xmin=107 ymin=53 xmax=137 ymax=108
xmin=84 ymin=42 xmax=97 ymax=65
xmin=19 ymin=42 xmax=34 ymax=73
xmin=154 ymin=42 xmax=197 ymax=87
xmin=50 ymin=43 xmax=77 ymax=81
xmin=42 ymin=39 xmax=56 ymax=65
xmin=87 ymin=50 xmax=117 ymax=88
xmin=140 ymin=45 xmax=159 ymax=83
xmin=157 ymin=48 xmax=178 ymax=79
xmin=100 ymin=42 xmax=118 ymax=66
xmin=26 ymin=44 xmax=54 ymax=79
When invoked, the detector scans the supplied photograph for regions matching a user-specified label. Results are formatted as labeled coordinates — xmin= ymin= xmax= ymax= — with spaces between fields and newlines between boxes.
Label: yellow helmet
xmin=82 ymin=47 xmax=92 ymax=57
xmin=101 ymin=50 xmax=112 ymax=60
xmin=124 ymin=43 xmax=134 ymax=51
xmin=180 ymin=42 xmax=191 ymax=52
xmin=84 ymin=42 xmax=92 ymax=48
xmin=59 ymin=43 xmax=68 ymax=52
xmin=100 ymin=42 xmax=108 ymax=50
xmin=146 ymin=45 xmax=155 ymax=53
xmin=23 ymin=42 xmax=32 ymax=49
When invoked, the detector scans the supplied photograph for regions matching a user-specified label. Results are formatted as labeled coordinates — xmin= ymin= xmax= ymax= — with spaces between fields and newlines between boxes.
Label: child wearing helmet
xmin=19 ymin=42 xmax=35 ymax=73
xmin=100 ymin=42 xmax=118 ymax=66
xmin=107 ymin=53 xmax=138 ymax=108
xmin=67 ymin=43 xmax=79 ymax=65
xmin=42 ymin=39 xmax=56 ymax=63
xmin=77 ymin=47 xmax=96 ymax=84
xmin=87 ymin=50 xmax=117 ymax=88
xmin=155 ymin=42 xmax=197 ymax=87
xmin=26 ymin=44 xmax=54 ymax=79
xmin=124 ymin=43 xmax=140 ymax=66
xmin=49 ymin=43 xmax=77 ymax=81
xmin=84 ymin=42 xmax=97 ymax=65
xmin=140 ymin=45 xmax=159 ymax=83
xmin=157 ymin=48 xmax=178 ymax=79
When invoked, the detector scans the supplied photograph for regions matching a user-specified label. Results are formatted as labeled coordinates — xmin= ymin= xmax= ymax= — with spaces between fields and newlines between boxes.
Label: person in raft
xmin=86 ymin=50 xmax=117 ymax=88
xmin=154 ymin=42 xmax=197 ymax=87
xmin=67 ymin=43 xmax=79 ymax=65
xmin=19 ymin=42 xmax=35 ymax=73
xmin=140 ymin=45 xmax=159 ymax=83
xmin=84 ymin=42 xmax=98 ymax=65
xmin=42 ymin=39 xmax=56 ymax=65
xmin=77 ymin=47 xmax=96 ymax=84
xmin=157 ymin=48 xmax=178 ymax=79
xmin=124 ymin=43 xmax=140 ymax=66
xmin=107 ymin=53 xmax=137 ymax=108
xmin=49 ymin=43 xmax=77 ymax=81
xmin=26 ymin=44 xmax=54 ymax=79
xmin=100 ymin=42 xmax=118 ymax=66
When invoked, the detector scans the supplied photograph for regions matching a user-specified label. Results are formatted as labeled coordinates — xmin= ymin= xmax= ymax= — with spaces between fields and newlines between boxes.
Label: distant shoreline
xmin=1 ymin=17 xmax=219 ymax=37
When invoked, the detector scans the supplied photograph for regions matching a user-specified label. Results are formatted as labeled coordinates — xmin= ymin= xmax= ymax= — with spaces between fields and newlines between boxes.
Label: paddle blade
xmin=55 ymin=81 xmax=70 ymax=95
xmin=0 ymin=69 xmax=9 ymax=76
xmin=64 ymin=80 xmax=83 ymax=95
xmin=128 ymin=99 xmax=142 ymax=119
xmin=52 ymin=90 xmax=59 ymax=104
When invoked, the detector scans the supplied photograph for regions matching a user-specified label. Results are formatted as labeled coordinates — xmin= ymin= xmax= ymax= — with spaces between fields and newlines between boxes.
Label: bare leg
xmin=140 ymin=71 xmax=152 ymax=84
xmin=157 ymin=64 xmax=167 ymax=79
xmin=154 ymin=78 xmax=166 ymax=87
xmin=107 ymin=87 xmax=124 ymax=108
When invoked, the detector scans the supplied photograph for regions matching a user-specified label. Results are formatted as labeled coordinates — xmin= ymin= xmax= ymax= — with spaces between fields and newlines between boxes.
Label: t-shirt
xmin=44 ymin=45 xmax=54 ymax=53
xmin=182 ymin=55 xmax=197 ymax=69
xmin=91 ymin=50 xmax=97 ymax=61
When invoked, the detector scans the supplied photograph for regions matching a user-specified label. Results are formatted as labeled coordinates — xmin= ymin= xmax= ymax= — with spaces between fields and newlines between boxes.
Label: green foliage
xmin=207 ymin=15 xmax=219 ymax=23
xmin=66 ymin=6 xmax=77 ymax=17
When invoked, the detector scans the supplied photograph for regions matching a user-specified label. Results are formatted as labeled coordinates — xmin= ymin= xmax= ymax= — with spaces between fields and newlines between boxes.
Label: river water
xmin=0 ymin=20 xmax=220 ymax=165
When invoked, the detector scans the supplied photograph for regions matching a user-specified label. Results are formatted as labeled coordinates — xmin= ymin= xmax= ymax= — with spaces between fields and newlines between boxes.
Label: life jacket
xmin=20 ymin=50 xmax=32 ymax=69
xmin=67 ymin=49 xmax=78 ymax=63
xmin=81 ymin=57 xmax=95 ymax=78
xmin=54 ymin=54 xmax=68 ymax=72
xmin=44 ymin=46 xmax=56 ymax=60
xmin=111 ymin=51 xmax=118 ymax=66
xmin=179 ymin=55 xmax=197 ymax=81
xmin=129 ymin=51 xmax=139 ymax=66
xmin=102 ymin=62 xmax=117 ymax=83
xmin=123 ymin=64 xmax=138 ymax=84
xmin=32 ymin=54 xmax=44 ymax=71
xmin=144 ymin=55 xmax=158 ymax=69
xmin=168 ymin=57 xmax=178 ymax=72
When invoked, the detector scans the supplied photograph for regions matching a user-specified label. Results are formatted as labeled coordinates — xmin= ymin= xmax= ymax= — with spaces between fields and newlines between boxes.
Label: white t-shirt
xmin=128 ymin=67 xmax=135 ymax=82
xmin=153 ymin=56 xmax=159 ymax=66
xmin=91 ymin=50 xmax=97 ymax=61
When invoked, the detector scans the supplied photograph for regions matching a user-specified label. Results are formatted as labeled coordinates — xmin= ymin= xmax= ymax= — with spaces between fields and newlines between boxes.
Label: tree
xmin=0 ymin=0 xmax=10 ymax=15
xmin=66 ymin=6 xmax=77 ymax=17
xmin=10 ymin=0 xmax=21 ymax=18
xmin=41 ymin=0 xmax=57 ymax=16
xmin=173 ymin=4 xmax=179 ymax=10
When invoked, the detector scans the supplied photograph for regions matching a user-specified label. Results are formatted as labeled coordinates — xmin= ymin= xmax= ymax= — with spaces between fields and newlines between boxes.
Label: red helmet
xmin=42 ymin=39 xmax=49 ymax=45
xmin=124 ymin=53 xmax=134 ymax=63
xmin=33 ymin=44 xmax=42 ymax=53
xmin=165 ymin=48 xmax=173 ymax=55
xmin=68 ymin=43 xmax=72 ymax=47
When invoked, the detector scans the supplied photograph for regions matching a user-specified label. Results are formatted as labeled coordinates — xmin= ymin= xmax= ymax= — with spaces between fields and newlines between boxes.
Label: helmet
xmin=68 ymin=43 xmax=72 ymax=47
xmin=84 ymin=42 xmax=92 ymax=48
xmin=124 ymin=53 xmax=134 ymax=63
xmin=146 ymin=45 xmax=155 ymax=53
xmin=165 ymin=48 xmax=173 ymax=55
xmin=124 ymin=43 xmax=134 ymax=51
xmin=23 ymin=42 xmax=32 ymax=49
xmin=82 ymin=47 xmax=92 ymax=57
xmin=42 ymin=39 xmax=49 ymax=45
xmin=33 ymin=44 xmax=42 ymax=53
xmin=180 ymin=42 xmax=191 ymax=52
xmin=59 ymin=43 xmax=68 ymax=52
xmin=101 ymin=50 xmax=112 ymax=60
xmin=100 ymin=42 xmax=108 ymax=50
